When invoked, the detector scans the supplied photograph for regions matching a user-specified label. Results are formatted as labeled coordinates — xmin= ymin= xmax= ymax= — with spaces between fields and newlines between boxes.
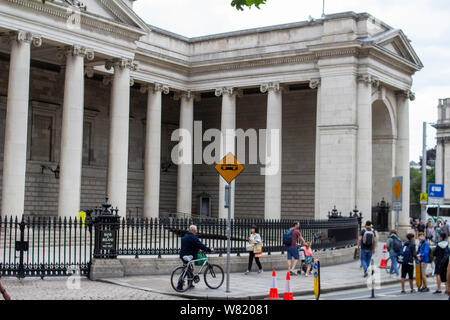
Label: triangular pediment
xmin=375 ymin=30 xmax=423 ymax=68
xmin=53 ymin=0 xmax=149 ymax=33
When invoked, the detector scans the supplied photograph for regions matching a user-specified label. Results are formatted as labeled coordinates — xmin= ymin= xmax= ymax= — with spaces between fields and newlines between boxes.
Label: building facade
xmin=435 ymin=98 xmax=450 ymax=203
xmin=0 ymin=0 xmax=422 ymax=234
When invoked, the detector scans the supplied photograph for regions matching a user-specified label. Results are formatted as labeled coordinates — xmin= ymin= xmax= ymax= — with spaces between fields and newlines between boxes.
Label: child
xmin=304 ymin=242 xmax=318 ymax=276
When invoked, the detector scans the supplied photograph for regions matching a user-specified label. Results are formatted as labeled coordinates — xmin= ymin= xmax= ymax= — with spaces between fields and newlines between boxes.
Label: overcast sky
xmin=133 ymin=0 xmax=450 ymax=162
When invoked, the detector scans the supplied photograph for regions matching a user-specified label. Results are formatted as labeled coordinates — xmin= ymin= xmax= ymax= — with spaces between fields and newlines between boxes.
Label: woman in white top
xmin=245 ymin=225 xmax=263 ymax=275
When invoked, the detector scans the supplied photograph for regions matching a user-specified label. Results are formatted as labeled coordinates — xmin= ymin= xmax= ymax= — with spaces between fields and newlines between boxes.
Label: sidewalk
xmin=100 ymin=249 xmax=404 ymax=300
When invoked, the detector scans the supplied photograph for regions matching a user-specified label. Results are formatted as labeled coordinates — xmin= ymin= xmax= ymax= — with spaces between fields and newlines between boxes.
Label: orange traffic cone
xmin=379 ymin=243 xmax=388 ymax=268
xmin=283 ymin=272 xmax=294 ymax=300
xmin=268 ymin=270 xmax=280 ymax=300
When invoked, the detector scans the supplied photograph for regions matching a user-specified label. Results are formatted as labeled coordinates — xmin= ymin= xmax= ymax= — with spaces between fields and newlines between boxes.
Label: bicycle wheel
xmin=204 ymin=264 xmax=224 ymax=289
xmin=171 ymin=266 xmax=193 ymax=292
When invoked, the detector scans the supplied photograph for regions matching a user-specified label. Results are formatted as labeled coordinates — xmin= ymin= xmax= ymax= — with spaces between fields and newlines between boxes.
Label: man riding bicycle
xmin=180 ymin=225 xmax=215 ymax=264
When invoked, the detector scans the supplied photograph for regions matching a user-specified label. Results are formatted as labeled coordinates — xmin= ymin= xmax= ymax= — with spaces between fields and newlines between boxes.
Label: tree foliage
xmin=41 ymin=0 xmax=267 ymax=10
xmin=410 ymin=167 xmax=435 ymax=205
xmin=231 ymin=0 xmax=267 ymax=10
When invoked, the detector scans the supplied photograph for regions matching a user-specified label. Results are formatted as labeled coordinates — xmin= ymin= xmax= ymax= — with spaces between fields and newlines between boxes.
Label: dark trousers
xmin=248 ymin=252 xmax=262 ymax=271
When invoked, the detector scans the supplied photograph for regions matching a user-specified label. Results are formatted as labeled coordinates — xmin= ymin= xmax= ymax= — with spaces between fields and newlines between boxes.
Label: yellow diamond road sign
xmin=392 ymin=176 xmax=403 ymax=211
xmin=215 ymin=153 xmax=245 ymax=184
xmin=393 ymin=180 xmax=402 ymax=200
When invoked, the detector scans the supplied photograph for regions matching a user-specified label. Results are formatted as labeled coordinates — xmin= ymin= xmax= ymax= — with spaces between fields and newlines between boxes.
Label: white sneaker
xmin=290 ymin=269 xmax=298 ymax=275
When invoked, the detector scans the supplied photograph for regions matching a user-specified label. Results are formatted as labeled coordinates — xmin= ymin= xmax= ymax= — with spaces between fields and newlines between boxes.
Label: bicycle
xmin=171 ymin=253 xmax=224 ymax=293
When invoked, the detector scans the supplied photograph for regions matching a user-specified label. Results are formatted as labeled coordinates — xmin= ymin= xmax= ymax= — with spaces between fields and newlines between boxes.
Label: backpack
xmin=362 ymin=229 xmax=375 ymax=247
xmin=283 ymin=229 xmax=293 ymax=246
xmin=393 ymin=237 xmax=402 ymax=254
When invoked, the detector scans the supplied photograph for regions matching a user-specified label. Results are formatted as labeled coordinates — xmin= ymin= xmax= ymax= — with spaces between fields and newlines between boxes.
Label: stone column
xmin=436 ymin=139 xmax=443 ymax=185
xmin=396 ymin=90 xmax=414 ymax=236
xmin=261 ymin=83 xmax=283 ymax=220
xmin=355 ymin=75 xmax=378 ymax=219
xmin=215 ymin=87 xmax=237 ymax=219
xmin=57 ymin=46 xmax=94 ymax=218
xmin=314 ymin=68 xmax=358 ymax=219
xmin=175 ymin=91 xmax=195 ymax=218
xmin=104 ymin=58 xmax=136 ymax=216
xmin=1 ymin=31 xmax=41 ymax=217
xmin=142 ymin=83 xmax=169 ymax=219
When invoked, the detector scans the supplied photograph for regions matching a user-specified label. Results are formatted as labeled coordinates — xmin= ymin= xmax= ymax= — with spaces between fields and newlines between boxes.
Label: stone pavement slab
xmin=100 ymin=258 xmax=403 ymax=300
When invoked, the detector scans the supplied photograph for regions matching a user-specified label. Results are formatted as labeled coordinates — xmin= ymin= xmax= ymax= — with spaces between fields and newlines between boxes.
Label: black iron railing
xmin=116 ymin=216 xmax=359 ymax=257
xmin=0 ymin=213 xmax=359 ymax=278
xmin=0 ymin=216 xmax=92 ymax=279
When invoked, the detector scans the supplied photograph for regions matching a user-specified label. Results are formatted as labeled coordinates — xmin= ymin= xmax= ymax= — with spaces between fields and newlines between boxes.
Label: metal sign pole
xmin=396 ymin=211 xmax=399 ymax=232
xmin=225 ymin=184 xmax=231 ymax=293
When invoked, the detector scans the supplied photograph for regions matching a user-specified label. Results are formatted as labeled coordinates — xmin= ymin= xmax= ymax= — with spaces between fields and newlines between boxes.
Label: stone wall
xmin=0 ymin=58 xmax=316 ymax=219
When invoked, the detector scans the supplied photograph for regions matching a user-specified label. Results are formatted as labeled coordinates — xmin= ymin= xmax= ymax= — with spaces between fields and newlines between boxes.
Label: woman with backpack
xmin=386 ymin=230 xmax=402 ymax=277
xmin=244 ymin=225 xmax=263 ymax=275
xmin=433 ymin=232 xmax=449 ymax=294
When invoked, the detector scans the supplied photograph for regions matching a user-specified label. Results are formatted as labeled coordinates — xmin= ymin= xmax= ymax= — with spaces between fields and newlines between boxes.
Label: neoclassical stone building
xmin=435 ymin=98 xmax=450 ymax=204
xmin=0 ymin=0 xmax=422 ymax=233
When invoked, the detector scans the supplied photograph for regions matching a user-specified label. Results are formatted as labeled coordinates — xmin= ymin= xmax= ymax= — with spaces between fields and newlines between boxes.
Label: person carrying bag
xmin=245 ymin=225 xmax=263 ymax=275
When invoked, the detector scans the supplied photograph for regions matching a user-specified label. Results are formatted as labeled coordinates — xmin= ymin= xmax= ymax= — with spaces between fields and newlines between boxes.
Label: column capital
xmin=140 ymin=83 xmax=170 ymax=95
xmin=215 ymin=87 xmax=242 ymax=97
xmin=3 ymin=31 xmax=42 ymax=47
xmin=396 ymin=89 xmax=416 ymax=101
xmin=102 ymin=75 xmax=113 ymax=86
xmin=357 ymin=74 xmax=380 ymax=87
xmin=57 ymin=45 xmax=95 ymax=62
xmin=309 ymin=78 xmax=321 ymax=89
xmin=105 ymin=58 xmax=138 ymax=72
xmin=174 ymin=90 xmax=201 ymax=102
xmin=260 ymin=82 xmax=285 ymax=93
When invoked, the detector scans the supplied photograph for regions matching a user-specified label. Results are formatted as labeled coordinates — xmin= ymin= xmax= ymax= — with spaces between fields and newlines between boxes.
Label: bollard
xmin=313 ymin=260 xmax=321 ymax=300
xmin=371 ymin=259 xmax=375 ymax=299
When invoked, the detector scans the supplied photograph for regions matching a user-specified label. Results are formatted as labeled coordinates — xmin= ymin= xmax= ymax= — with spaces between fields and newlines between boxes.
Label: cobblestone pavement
xmin=0 ymin=277 xmax=185 ymax=300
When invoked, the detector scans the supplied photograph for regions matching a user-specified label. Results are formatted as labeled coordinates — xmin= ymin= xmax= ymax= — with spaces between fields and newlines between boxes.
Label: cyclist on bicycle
xmin=180 ymin=225 xmax=215 ymax=265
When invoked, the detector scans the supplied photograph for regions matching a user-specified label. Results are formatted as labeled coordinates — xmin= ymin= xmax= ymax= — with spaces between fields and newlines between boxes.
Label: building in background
xmin=0 ymin=0 xmax=422 ymax=235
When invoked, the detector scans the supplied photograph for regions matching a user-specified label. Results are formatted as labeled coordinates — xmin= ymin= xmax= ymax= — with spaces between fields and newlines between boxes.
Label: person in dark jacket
xmin=401 ymin=233 xmax=419 ymax=294
xmin=433 ymin=232 xmax=449 ymax=294
xmin=179 ymin=225 xmax=214 ymax=263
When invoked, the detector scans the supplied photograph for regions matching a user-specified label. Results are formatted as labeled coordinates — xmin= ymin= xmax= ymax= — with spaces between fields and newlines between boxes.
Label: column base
xmin=397 ymin=225 xmax=413 ymax=240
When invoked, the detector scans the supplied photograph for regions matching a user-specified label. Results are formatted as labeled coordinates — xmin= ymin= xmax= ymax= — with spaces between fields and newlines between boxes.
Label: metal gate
xmin=0 ymin=216 xmax=93 ymax=279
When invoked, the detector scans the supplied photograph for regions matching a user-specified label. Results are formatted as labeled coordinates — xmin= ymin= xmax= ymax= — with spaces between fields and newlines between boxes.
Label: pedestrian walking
xmin=283 ymin=221 xmax=306 ymax=275
xmin=417 ymin=232 xmax=431 ymax=292
xmin=441 ymin=221 xmax=449 ymax=241
xmin=417 ymin=219 xmax=426 ymax=234
xmin=245 ymin=225 xmax=263 ymax=275
xmin=401 ymin=233 xmax=419 ymax=294
xmin=433 ymin=232 xmax=449 ymax=294
xmin=303 ymin=241 xmax=317 ymax=277
xmin=0 ymin=281 xmax=10 ymax=301
xmin=426 ymin=221 xmax=436 ymax=244
xmin=446 ymin=252 xmax=450 ymax=300
xmin=357 ymin=221 xmax=377 ymax=278
xmin=386 ymin=230 xmax=402 ymax=276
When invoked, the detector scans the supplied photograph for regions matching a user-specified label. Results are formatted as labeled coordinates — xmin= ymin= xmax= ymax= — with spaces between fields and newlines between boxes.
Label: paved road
xmin=297 ymin=280 xmax=449 ymax=300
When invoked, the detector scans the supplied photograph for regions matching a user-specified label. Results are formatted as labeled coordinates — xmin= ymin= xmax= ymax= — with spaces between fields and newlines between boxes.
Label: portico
xmin=0 ymin=1 xmax=422 ymax=234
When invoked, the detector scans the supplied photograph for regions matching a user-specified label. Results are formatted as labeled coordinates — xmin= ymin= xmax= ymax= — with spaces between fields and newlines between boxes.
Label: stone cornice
xmin=6 ymin=0 xmax=145 ymax=41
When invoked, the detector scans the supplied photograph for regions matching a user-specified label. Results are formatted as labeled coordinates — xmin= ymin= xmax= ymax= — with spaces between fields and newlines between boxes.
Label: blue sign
xmin=428 ymin=184 xmax=444 ymax=198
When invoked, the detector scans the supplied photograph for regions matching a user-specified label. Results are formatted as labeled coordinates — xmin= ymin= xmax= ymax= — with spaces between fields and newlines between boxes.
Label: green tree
xmin=41 ymin=0 xmax=267 ymax=10
xmin=410 ymin=167 xmax=435 ymax=205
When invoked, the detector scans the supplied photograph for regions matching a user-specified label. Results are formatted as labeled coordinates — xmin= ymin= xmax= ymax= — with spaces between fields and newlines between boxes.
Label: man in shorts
xmin=401 ymin=233 xmax=418 ymax=294
xmin=286 ymin=222 xmax=306 ymax=275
